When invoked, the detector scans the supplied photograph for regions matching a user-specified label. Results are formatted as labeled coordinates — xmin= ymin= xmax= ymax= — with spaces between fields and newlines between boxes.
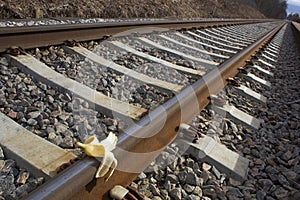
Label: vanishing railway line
xmin=0 ymin=18 xmax=299 ymax=200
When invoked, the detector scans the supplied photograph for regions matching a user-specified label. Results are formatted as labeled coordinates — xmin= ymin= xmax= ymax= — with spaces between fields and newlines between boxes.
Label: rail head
xmin=291 ymin=21 xmax=300 ymax=32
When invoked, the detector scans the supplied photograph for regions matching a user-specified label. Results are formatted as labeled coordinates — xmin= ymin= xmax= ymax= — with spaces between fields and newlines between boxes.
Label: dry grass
xmin=0 ymin=0 xmax=265 ymax=19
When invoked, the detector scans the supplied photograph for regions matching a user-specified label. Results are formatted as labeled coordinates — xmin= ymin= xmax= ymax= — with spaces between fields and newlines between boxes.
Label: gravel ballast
xmin=1 ymin=19 xmax=298 ymax=200
xmin=0 ymin=146 xmax=44 ymax=199
xmin=130 ymin=23 xmax=300 ymax=200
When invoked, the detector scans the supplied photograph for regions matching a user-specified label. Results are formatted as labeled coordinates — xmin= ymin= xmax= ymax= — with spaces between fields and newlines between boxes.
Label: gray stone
xmin=58 ymin=114 xmax=69 ymax=121
xmin=165 ymin=174 xmax=178 ymax=184
xmin=226 ymin=186 xmax=244 ymax=198
xmin=0 ymin=147 xmax=4 ymax=159
xmin=149 ymin=184 xmax=161 ymax=196
xmin=27 ymin=111 xmax=40 ymax=119
xmin=103 ymin=118 xmax=118 ymax=126
xmin=108 ymin=125 xmax=117 ymax=132
xmin=137 ymin=172 xmax=147 ymax=180
xmin=282 ymin=170 xmax=297 ymax=180
xmin=0 ymin=98 xmax=7 ymax=107
xmin=55 ymin=123 xmax=68 ymax=133
xmin=50 ymin=110 xmax=61 ymax=118
xmin=46 ymin=89 xmax=56 ymax=96
xmin=197 ymin=177 xmax=204 ymax=186
xmin=48 ymin=132 xmax=57 ymax=141
xmin=229 ymin=178 xmax=242 ymax=187
xmin=0 ymin=174 xmax=16 ymax=199
xmin=216 ymin=190 xmax=227 ymax=200
xmin=212 ymin=166 xmax=221 ymax=179
xmin=181 ymin=189 xmax=188 ymax=198
xmin=46 ymin=126 xmax=55 ymax=135
xmin=186 ymin=194 xmax=201 ymax=200
xmin=202 ymin=186 xmax=216 ymax=198
xmin=16 ymin=171 xmax=29 ymax=185
xmin=202 ymin=163 xmax=212 ymax=171
xmin=166 ymin=154 xmax=177 ymax=165
xmin=201 ymin=197 xmax=212 ymax=200
xmin=61 ymin=129 xmax=73 ymax=138
xmin=265 ymin=165 xmax=277 ymax=174
xmin=0 ymin=160 xmax=5 ymax=171
xmin=27 ymin=118 xmax=37 ymax=126
xmin=274 ymin=187 xmax=289 ymax=199
xmin=193 ymin=186 xmax=202 ymax=196
xmin=280 ymin=150 xmax=292 ymax=161
xmin=278 ymin=174 xmax=289 ymax=186
xmin=251 ymin=149 xmax=261 ymax=158
xmin=183 ymin=184 xmax=195 ymax=194
xmin=27 ymin=85 xmax=37 ymax=91
xmin=291 ymin=191 xmax=300 ymax=199
xmin=149 ymin=177 xmax=157 ymax=184
xmin=256 ymin=190 xmax=266 ymax=200
xmin=186 ymin=172 xmax=198 ymax=186
xmin=160 ymin=189 xmax=169 ymax=199
xmin=178 ymin=171 xmax=187 ymax=183
xmin=6 ymin=111 xmax=17 ymax=119
xmin=186 ymin=158 xmax=195 ymax=168
xmin=266 ymin=196 xmax=275 ymax=200
xmin=201 ymin=170 xmax=210 ymax=184
xmin=152 ymin=196 xmax=162 ymax=200
xmin=15 ymin=183 xmax=29 ymax=198
xmin=258 ymin=179 xmax=273 ymax=192
xmin=60 ymin=136 xmax=74 ymax=148
xmin=52 ymin=135 xmax=63 ymax=146
xmin=170 ymin=188 xmax=181 ymax=200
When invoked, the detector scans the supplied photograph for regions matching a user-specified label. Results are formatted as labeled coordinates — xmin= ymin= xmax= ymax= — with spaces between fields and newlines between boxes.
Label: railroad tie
xmin=137 ymin=37 xmax=219 ymax=67
xmin=250 ymin=64 xmax=274 ymax=78
xmin=6 ymin=53 xmax=147 ymax=120
xmin=176 ymin=126 xmax=249 ymax=181
xmin=267 ymin=45 xmax=280 ymax=53
xmin=213 ymin=104 xmax=261 ymax=130
xmin=238 ymin=73 xmax=272 ymax=90
xmin=196 ymin=30 xmax=248 ymax=48
xmin=194 ymin=30 xmax=243 ymax=50
xmin=258 ymin=58 xmax=276 ymax=69
xmin=210 ymin=28 xmax=256 ymax=42
xmin=157 ymin=34 xmax=229 ymax=59
xmin=184 ymin=31 xmax=237 ymax=54
xmin=0 ymin=112 xmax=77 ymax=179
xmin=264 ymin=50 xmax=278 ymax=58
xmin=63 ymin=45 xmax=183 ymax=94
xmin=106 ymin=40 xmax=205 ymax=77
xmin=262 ymin=53 xmax=277 ymax=63
xmin=205 ymin=29 xmax=252 ymax=45
xmin=229 ymin=85 xmax=267 ymax=104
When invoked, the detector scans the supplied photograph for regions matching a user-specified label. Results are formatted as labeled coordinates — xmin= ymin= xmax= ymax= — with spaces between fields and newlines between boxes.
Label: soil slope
xmin=0 ymin=0 xmax=265 ymax=19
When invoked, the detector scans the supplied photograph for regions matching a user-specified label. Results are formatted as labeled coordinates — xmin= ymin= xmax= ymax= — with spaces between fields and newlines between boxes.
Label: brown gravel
xmin=0 ymin=0 xmax=265 ymax=19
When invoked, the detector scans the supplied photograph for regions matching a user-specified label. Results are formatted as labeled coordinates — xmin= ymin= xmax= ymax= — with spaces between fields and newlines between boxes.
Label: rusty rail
xmin=0 ymin=19 xmax=275 ymax=52
xmin=291 ymin=21 xmax=300 ymax=32
xmin=22 ymin=20 xmax=286 ymax=200
xmin=291 ymin=21 xmax=300 ymax=49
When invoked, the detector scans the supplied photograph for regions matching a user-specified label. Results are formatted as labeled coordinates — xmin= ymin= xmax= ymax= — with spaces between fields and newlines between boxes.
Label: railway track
xmin=0 ymin=18 xmax=299 ymax=200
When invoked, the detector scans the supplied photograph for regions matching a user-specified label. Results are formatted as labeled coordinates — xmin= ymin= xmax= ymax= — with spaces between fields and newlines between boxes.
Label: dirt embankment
xmin=0 ymin=0 xmax=265 ymax=19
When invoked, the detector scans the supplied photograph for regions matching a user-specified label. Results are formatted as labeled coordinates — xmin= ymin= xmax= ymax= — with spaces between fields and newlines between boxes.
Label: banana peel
xmin=77 ymin=133 xmax=118 ymax=180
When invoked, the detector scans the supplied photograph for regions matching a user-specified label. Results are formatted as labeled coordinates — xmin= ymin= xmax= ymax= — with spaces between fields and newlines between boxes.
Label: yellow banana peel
xmin=76 ymin=133 xmax=118 ymax=180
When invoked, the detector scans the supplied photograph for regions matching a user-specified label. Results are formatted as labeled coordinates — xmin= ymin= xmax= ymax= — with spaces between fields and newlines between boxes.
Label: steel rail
xmin=23 ymin=21 xmax=286 ymax=200
xmin=0 ymin=19 xmax=275 ymax=52
xmin=291 ymin=21 xmax=300 ymax=32
xmin=291 ymin=21 xmax=300 ymax=48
